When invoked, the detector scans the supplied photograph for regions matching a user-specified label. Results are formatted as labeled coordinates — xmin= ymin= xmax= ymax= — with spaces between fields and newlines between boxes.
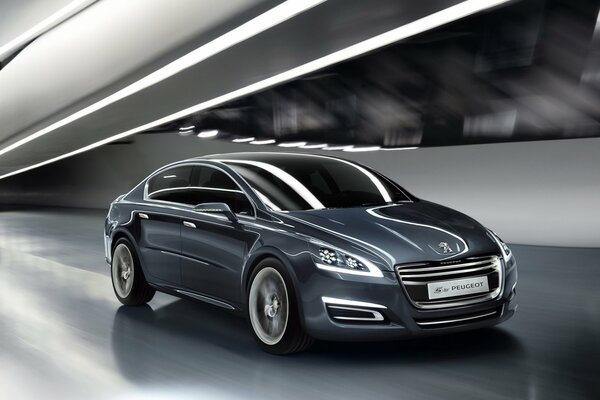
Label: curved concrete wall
xmin=0 ymin=135 xmax=598 ymax=248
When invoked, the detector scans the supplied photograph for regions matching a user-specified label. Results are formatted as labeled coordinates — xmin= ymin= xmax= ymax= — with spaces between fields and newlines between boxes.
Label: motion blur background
xmin=0 ymin=0 xmax=598 ymax=399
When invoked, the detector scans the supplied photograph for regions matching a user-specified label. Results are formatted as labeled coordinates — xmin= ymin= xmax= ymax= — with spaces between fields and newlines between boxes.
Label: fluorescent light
xmin=178 ymin=129 xmax=194 ymax=136
xmin=300 ymin=143 xmax=327 ymax=149
xmin=197 ymin=129 xmax=219 ymax=138
xmin=0 ymin=0 xmax=509 ymax=180
xmin=380 ymin=146 xmax=419 ymax=151
xmin=278 ymin=141 xmax=307 ymax=147
xmin=0 ymin=0 xmax=325 ymax=158
xmin=0 ymin=0 xmax=96 ymax=61
xmin=179 ymin=125 xmax=195 ymax=131
xmin=232 ymin=137 xmax=255 ymax=143
xmin=250 ymin=139 xmax=276 ymax=145
xmin=322 ymin=145 xmax=354 ymax=151
xmin=343 ymin=146 xmax=381 ymax=152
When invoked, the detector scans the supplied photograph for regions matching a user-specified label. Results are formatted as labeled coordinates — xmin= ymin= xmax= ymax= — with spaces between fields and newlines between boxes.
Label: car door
xmin=136 ymin=165 xmax=194 ymax=285
xmin=179 ymin=165 xmax=259 ymax=305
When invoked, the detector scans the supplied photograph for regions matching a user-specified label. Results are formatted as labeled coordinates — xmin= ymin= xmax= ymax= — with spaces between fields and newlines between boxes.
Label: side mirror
xmin=194 ymin=202 xmax=238 ymax=223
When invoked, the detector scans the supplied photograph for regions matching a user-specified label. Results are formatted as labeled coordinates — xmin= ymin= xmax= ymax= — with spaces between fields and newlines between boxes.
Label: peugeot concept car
xmin=104 ymin=152 xmax=517 ymax=354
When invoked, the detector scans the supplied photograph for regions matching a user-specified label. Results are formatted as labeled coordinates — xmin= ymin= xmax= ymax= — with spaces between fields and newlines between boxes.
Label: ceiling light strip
xmin=0 ymin=0 xmax=96 ymax=61
xmin=0 ymin=0 xmax=325 ymax=157
xmin=0 ymin=0 xmax=509 ymax=180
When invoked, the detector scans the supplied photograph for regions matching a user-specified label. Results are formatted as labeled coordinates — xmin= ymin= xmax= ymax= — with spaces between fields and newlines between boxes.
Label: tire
xmin=247 ymin=258 xmax=314 ymax=354
xmin=111 ymin=238 xmax=155 ymax=306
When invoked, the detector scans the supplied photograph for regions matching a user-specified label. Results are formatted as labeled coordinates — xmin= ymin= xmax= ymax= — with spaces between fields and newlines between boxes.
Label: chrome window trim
xmin=148 ymin=186 xmax=244 ymax=198
xmin=141 ymin=161 xmax=258 ymax=220
xmin=122 ymin=204 xmax=257 ymax=226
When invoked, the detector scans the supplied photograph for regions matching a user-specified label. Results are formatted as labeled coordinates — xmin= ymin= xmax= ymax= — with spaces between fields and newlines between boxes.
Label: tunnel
xmin=0 ymin=1 xmax=599 ymax=399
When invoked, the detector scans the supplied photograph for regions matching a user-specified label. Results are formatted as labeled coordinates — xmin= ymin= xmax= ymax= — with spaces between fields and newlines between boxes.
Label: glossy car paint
xmin=104 ymin=153 xmax=517 ymax=341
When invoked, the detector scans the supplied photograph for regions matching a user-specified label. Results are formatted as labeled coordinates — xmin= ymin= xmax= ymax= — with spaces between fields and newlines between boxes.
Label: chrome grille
xmin=396 ymin=255 xmax=503 ymax=309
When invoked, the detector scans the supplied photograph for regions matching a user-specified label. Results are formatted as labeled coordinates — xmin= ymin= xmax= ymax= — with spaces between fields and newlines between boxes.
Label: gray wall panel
xmin=1 ymin=135 xmax=597 ymax=247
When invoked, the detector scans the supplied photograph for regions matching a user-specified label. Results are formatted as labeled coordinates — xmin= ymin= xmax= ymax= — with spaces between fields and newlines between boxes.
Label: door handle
xmin=183 ymin=221 xmax=196 ymax=228
xmin=139 ymin=213 xmax=149 ymax=219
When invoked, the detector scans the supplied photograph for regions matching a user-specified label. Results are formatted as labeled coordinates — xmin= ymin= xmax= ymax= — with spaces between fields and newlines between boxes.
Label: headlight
xmin=314 ymin=246 xmax=383 ymax=278
xmin=488 ymin=230 xmax=512 ymax=261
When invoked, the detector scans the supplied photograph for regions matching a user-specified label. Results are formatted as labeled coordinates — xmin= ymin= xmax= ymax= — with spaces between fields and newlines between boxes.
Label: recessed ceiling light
xmin=380 ymin=146 xmax=419 ymax=151
xmin=278 ymin=141 xmax=307 ymax=147
xmin=232 ymin=137 xmax=255 ymax=143
xmin=179 ymin=125 xmax=196 ymax=131
xmin=250 ymin=139 xmax=277 ymax=145
xmin=322 ymin=145 xmax=354 ymax=151
xmin=343 ymin=146 xmax=381 ymax=152
xmin=197 ymin=130 xmax=219 ymax=138
xmin=300 ymin=143 xmax=327 ymax=149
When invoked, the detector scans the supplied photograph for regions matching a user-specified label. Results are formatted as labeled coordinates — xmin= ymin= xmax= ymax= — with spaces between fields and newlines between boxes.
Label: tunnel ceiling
xmin=157 ymin=0 xmax=600 ymax=150
xmin=0 ymin=0 xmax=510 ymax=179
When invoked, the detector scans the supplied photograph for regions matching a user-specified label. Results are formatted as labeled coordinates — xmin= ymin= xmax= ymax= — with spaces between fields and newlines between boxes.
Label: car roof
xmin=198 ymin=152 xmax=346 ymax=164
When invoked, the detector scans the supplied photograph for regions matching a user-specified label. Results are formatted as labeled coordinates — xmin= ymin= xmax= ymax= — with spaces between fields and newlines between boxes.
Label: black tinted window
xmin=224 ymin=157 xmax=410 ymax=211
xmin=193 ymin=166 xmax=238 ymax=190
xmin=147 ymin=165 xmax=253 ymax=216
xmin=147 ymin=166 xmax=193 ymax=196
xmin=228 ymin=164 xmax=311 ymax=211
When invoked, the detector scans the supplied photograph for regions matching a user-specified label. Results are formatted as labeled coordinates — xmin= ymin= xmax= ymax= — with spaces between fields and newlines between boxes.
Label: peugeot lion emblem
xmin=438 ymin=242 xmax=453 ymax=254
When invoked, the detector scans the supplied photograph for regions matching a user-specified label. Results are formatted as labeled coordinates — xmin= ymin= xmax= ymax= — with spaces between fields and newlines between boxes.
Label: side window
xmin=194 ymin=167 xmax=239 ymax=190
xmin=189 ymin=166 xmax=254 ymax=216
xmin=145 ymin=165 xmax=254 ymax=216
xmin=147 ymin=166 xmax=193 ymax=202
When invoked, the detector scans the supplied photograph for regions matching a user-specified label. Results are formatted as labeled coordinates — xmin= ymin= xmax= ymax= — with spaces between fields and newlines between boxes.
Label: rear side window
xmin=147 ymin=166 xmax=193 ymax=196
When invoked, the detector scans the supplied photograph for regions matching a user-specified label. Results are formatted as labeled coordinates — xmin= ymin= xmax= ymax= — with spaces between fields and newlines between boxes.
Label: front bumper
xmin=298 ymin=256 xmax=517 ymax=341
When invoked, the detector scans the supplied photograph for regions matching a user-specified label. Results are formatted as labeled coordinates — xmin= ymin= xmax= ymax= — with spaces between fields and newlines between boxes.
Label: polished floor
xmin=0 ymin=207 xmax=598 ymax=400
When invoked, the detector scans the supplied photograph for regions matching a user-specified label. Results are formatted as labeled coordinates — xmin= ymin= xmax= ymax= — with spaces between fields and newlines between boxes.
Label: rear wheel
xmin=248 ymin=258 xmax=314 ymax=354
xmin=111 ymin=238 xmax=155 ymax=305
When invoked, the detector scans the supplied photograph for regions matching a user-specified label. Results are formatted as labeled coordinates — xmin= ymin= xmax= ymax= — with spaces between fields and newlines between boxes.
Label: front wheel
xmin=247 ymin=258 xmax=314 ymax=354
xmin=111 ymin=238 xmax=155 ymax=305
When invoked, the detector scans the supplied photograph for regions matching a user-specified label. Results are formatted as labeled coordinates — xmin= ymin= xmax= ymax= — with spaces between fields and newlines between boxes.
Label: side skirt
xmin=149 ymin=283 xmax=241 ymax=312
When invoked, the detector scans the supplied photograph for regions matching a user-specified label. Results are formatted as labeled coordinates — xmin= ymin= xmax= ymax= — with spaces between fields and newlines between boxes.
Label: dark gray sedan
xmin=104 ymin=152 xmax=517 ymax=354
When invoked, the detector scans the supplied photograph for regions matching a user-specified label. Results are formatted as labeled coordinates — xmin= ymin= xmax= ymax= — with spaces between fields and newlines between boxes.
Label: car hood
xmin=286 ymin=201 xmax=499 ymax=267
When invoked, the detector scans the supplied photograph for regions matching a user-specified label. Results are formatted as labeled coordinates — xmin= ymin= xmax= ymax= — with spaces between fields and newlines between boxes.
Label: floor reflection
xmin=112 ymin=298 xmax=527 ymax=398
xmin=1 ymin=208 xmax=598 ymax=400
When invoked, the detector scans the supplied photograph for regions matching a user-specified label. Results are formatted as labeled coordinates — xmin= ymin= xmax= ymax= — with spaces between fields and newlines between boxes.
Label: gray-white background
xmin=1 ymin=134 xmax=598 ymax=248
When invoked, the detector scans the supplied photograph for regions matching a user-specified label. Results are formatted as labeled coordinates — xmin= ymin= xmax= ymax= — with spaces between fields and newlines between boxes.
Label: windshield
xmin=222 ymin=156 xmax=411 ymax=211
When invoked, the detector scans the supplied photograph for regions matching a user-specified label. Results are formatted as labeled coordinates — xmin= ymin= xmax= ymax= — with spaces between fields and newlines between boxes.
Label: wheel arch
xmin=242 ymin=247 xmax=307 ymax=329
xmin=110 ymin=227 xmax=147 ymax=267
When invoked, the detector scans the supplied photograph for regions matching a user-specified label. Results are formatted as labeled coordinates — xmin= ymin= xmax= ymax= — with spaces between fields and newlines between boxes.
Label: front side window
xmin=225 ymin=157 xmax=410 ymax=211
xmin=146 ymin=164 xmax=254 ymax=216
